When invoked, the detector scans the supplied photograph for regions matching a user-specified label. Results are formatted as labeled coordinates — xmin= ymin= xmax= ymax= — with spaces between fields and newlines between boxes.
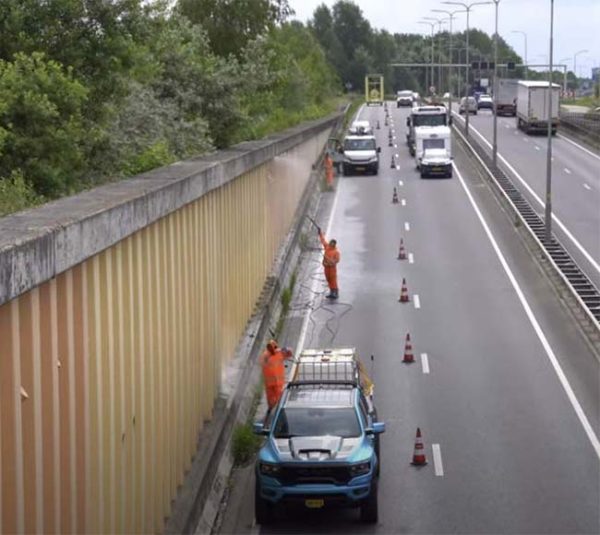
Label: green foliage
xmin=231 ymin=423 xmax=261 ymax=466
xmin=0 ymin=52 xmax=88 ymax=197
xmin=0 ymin=171 xmax=43 ymax=217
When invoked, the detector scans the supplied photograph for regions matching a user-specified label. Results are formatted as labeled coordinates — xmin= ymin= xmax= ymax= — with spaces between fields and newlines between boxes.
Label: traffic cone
xmin=403 ymin=333 xmax=414 ymax=363
xmin=399 ymin=278 xmax=410 ymax=303
xmin=391 ymin=154 xmax=397 ymax=169
xmin=397 ymin=238 xmax=406 ymax=259
xmin=376 ymin=120 xmax=380 ymax=130
xmin=385 ymin=116 xmax=389 ymax=126
xmin=392 ymin=187 xmax=399 ymax=204
xmin=411 ymin=428 xmax=428 ymax=466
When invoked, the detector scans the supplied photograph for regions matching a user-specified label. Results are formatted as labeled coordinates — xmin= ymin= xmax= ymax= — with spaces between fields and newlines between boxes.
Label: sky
xmin=289 ymin=0 xmax=600 ymax=77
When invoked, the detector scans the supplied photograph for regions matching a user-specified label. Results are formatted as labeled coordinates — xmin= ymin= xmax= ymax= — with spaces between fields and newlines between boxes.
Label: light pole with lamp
xmin=443 ymin=1 xmax=493 ymax=136
xmin=418 ymin=21 xmax=436 ymax=95
xmin=573 ymin=49 xmax=589 ymax=95
xmin=491 ymin=0 xmax=500 ymax=167
xmin=544 ymin=0 xmax=554 ymax=244
xmin=423 ymin=17 xmax=449 ymax=96
xmin=432 ymin=8 xmax=467 ymax=114
xmin=559 ymin=57 xmax=571 ymax=95
xmin=511 ymin=30 xmax=527 ymax=79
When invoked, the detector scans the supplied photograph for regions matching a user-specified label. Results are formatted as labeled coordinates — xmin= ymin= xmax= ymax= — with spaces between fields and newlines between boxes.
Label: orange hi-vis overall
xmin=319 ymin=231 xmax=340 ymax=292
xmin=261 ymin=348 xmax=291 ymax=409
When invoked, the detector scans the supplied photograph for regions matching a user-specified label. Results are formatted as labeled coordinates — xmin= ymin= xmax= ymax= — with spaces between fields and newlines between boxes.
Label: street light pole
xmin=432 ymin=9 xmax=467 ymax=115
xmin=423 ymin=17 xmax=449 ymax=96
xmin=419 ymin=21 xmax=436 ymax=95
xmin=511 ymin=30 xmax=527 ymax=79
xmin=492 ymin=0 xmax=500 ymax=167
xmin=573 ymin=49 xmax=589 ymax=95
xmin=545 ymin=0 xmax=554 ymax=244
xmin=443 ymin=1 xmax=493 ymax=136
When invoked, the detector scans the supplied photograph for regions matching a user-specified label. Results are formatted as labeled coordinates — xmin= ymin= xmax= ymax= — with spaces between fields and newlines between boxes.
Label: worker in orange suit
xmin=318 ymin=227 xmax=340 ymax=299
xmin=260 ymin=340 xmax=293 ymax=411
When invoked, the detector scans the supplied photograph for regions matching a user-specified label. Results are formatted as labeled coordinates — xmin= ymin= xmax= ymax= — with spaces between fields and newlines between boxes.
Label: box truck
xmin=516 ymin=81 xmax=560 ymax=134
xmin=496 ymin=78 xmax=518 ymax=116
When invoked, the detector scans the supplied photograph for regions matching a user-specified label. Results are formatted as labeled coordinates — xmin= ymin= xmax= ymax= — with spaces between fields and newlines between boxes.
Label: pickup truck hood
xmin=344 ymin=150 xmax=376 ymax=162
xmin=274 ymin=435 xmax=361 ymax=461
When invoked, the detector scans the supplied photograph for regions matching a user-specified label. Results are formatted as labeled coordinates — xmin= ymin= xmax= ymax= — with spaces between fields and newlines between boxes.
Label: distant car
xmin=442 ymin=92 xmax=452 ymax=99
xmin=349 ymin=120 xmax=373 ymax=135
xmin=478 ymin=94 xmax=493 ymax=109
xmin=459 ymin=96 xmax=478 ymax=115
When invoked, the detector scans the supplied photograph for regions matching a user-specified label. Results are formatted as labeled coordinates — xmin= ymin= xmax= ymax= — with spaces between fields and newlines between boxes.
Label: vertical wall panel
xmin=0 ymin=130 xmax=331 ymax=533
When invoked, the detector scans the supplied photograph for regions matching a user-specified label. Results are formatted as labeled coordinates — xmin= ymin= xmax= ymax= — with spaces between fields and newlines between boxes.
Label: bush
xmin=0 ymin=171 xmax=44 ymax=216
xmin=231 ymin=423 xmax=261 ymax=466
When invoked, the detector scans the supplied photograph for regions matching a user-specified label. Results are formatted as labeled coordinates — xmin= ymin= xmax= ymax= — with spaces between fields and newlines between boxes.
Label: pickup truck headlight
xmin=259 ymin=462 xmax=281 ymax=476
xmin=349 ymin=461 xmax=371 ymax=477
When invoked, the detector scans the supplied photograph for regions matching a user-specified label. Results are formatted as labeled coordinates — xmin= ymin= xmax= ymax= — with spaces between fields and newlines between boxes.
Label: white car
xmin=459 ymin=96 xmax=478 ymax=115
xmin=396 ymin=90 xmax=414 ymax=107
xmin=478 ymin=94 xmax=493 ymax=109
xmin=349 ymin=120 xmax=373 ymax=135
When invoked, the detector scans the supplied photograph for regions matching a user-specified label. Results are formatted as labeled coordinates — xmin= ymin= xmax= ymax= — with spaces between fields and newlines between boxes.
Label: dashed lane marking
xmin=421 ymin=353 xmax=430 ymax=374
xmin=398 ymin=180 xmax=404 ymax=186
xmin=404 ymin=222 xmax=410 ymax=231
xmin=432 ymin=444 xmax=444 ymax=476
xmin=583 ymin=183 xmax=592 ymax=191
xmin=401 ymin=198 xmax=407 ymax=206
xmin=535 ymin=145 xmax=540 ymax=151
xmin=408 ymin=253 xmax=414 ymax=264
xmin=413 ymin=294 xmax=421 ymax=309
xmin=564 ymin=168 xmax=572 ymax=174
xmin=453 ymin=161 xmax=600 ymax=461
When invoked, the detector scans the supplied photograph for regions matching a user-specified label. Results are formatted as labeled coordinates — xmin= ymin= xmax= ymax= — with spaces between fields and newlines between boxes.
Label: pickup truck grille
xmin=278 ymin=464 xmax=352 ymax=485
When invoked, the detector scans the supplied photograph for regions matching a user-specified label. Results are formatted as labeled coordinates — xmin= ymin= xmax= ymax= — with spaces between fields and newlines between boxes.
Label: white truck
xmin=415 ymin=127 xmax=453 ymax=178
xmin=496 ymin=78 xmax=518 ymax=116
xmin=516 ymin=81 xmax=560 ymax=135
xmin=406 ymin=105 xmax=450 ymax=156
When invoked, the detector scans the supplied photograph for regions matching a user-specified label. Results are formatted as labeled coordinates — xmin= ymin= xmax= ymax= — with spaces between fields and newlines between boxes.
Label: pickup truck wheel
xmin=360 ymin=478 xmax=378 ymax=523
xmin=254 ymin=480 xmax=272 ymax=525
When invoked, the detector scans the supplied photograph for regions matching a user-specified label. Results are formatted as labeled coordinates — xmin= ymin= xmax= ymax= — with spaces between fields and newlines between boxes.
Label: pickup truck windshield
xmin=273 ymin=407 xmax=361 ymax=439
xmin=413 ymin=115 xmax=447 ymax=127
xmin=344 ymin=139 xmax=376 ymax=151
xmin=423 ymin=138 xmax=445 ymax=149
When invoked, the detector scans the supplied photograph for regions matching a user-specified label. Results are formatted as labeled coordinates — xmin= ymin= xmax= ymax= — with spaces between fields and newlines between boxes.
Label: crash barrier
xmin=452 ymin=118 xmax=600 ymax=341
xmin=0 ymin=112 xmax=341 ymax=534
xmin=559 ymin=111 xmax=600 ymax=148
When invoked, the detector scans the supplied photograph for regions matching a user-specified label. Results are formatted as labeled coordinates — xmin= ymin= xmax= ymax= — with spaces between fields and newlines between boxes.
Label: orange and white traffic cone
xmin=403 ymin=333 xmax=414 ymax=363
xmin=397 ymin=238 xmax=406 ymax=259
xmin=391 ymin=154 xmax=396 ymax=169
xmin=399 ymin=278 xmax=410 ymax=303
xmin=411 ymin=428 xmax=428 ymax=466
xmin=392 ymin=187 xmax=399 ymax=204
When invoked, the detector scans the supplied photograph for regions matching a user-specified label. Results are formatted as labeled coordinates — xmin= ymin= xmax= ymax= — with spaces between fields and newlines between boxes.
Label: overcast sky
xmin=289 ymin=0 xmax=600 ymax=76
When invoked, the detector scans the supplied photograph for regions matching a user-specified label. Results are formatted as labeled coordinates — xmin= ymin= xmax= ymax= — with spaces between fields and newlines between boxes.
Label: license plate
xmin=355 ymin=167 xmax=365 ymax=171
xmin=432 ymin=167 xmax=442 ymax=172
xmin=305 ymin=499 xmax=325 ymax=509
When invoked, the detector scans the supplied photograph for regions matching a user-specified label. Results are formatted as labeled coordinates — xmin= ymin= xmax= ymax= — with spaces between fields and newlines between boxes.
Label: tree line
xmin=1 ymin=0 xmax=540 ymax=216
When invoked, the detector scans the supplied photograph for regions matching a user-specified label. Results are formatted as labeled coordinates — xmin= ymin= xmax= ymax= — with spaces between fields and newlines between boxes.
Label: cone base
xmin=399 ymin=296 xmax=410 ymax=302
xmin=403 ymin=357 xmax=415 ymax=363
xmin=411 ymin=460 xmax=428 ymax=466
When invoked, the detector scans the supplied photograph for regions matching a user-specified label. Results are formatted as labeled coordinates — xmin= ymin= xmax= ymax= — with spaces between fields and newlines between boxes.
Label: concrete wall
xmin=0 ymin=113 xmax=340 ymax=534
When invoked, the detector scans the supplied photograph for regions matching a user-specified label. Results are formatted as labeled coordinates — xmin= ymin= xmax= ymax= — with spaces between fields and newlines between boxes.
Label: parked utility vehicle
xmin=341 ymin=135 xmax=380 ymax=175
xmin=254 ymin=348 xmax=384 ymax=525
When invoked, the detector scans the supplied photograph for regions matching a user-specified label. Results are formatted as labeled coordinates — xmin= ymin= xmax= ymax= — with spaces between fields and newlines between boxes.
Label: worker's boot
xmin=332 ymin=289 xmax=339 ymax=299
xmin=326 ymin=290 xmax=335 ymax=298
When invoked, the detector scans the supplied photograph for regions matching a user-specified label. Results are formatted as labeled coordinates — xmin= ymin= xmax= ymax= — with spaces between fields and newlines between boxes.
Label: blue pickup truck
xmin=253 ymin=348 xmax=385 ymax=524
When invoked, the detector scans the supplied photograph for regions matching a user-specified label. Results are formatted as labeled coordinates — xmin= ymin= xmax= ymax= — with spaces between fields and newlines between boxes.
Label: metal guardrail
xmin=453 ymin=121 xmax=600 ymax=333
xmin=560 ymin=111 xmax=600 ymax=146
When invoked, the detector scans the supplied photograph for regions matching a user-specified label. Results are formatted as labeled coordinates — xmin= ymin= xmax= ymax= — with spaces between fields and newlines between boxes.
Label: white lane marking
xmin=421 ymin=353 xmax=430 ymax=374
xmin=564 ymin=168 xmax=572 ymax=175
xmin=408 ymin=253 xmax=414 ymax=264
xmin=453 ymin=162 xmax=600 ymax=461
xmin=404 ymin=222 xmax=410 ymax=231
xmin=432 ymin=444 xmax=444 ymax=476
xmin=535 ymin=145 xmax=540 ymax=151
xmin=398 ymin=180 xmax=404 ymax=186
xmin=583 ymin=183 xmax=592 ymax=191
xmin=523 ymin=137 xmax=529 ymax=142
xmin=401 ymin=198 xmax=406 ymax=206
xmin=558 ymin=134 xmax=600 ymax=162
xmin=413 ymin=294 xmax=421 ymax=309
xmin=504 ymin=124 xmax=510 ymax=129
xmin=394 ymin=144 xmax=398 ymax=148
xmin=395 ymin=154 xmax=399 ymax=158
xmin=453 ymin=112 xmax=600 ymax=275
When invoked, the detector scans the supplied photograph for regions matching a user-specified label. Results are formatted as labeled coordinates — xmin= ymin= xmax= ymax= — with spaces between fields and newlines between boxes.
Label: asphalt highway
xmin=219 ymin=102 xmax=600 ymax=534
xmin=452 ymin=108 xmax=600 ymax=289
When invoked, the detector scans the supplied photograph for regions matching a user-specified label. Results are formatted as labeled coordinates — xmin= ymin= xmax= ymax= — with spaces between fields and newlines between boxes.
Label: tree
xmin=177 ymin=0 xmax=293 ymax=57
xmin=0 ymin=52 xmax=88 ymax=196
